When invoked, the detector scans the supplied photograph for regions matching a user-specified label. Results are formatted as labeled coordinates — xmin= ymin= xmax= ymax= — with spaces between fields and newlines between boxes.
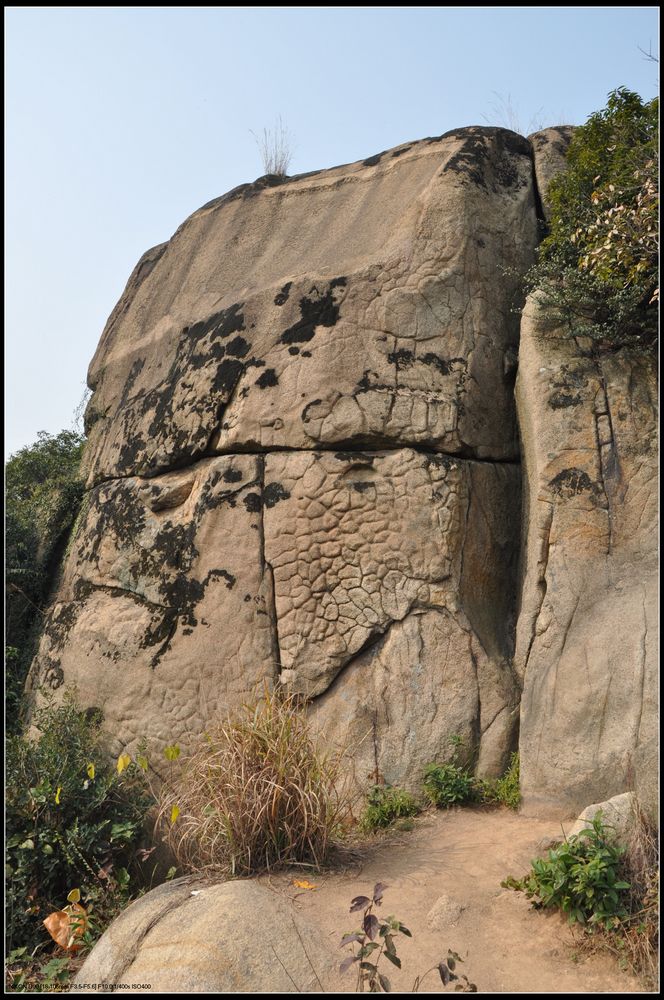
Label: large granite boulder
xmin=28 ymin=126 xmax=537 ymax=785
xmin=71 ymin=878 xmax=341 ymax=993
xmin=26 ymin=124 xmax=657 ymax=815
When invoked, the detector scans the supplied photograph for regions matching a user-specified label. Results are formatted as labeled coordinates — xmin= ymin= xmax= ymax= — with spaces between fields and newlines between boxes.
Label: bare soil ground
xmin=259 ymin=806 xmax=645 ymax=993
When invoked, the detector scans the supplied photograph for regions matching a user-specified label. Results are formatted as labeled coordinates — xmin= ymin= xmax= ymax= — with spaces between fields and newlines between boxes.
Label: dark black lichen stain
xmin=391 ymin=145 xmax=413 ymax=158
xmin=223 ymin=467 xmax=244 ymax=483
xmin=263 ymin=482 xmax=290 ymax=508
xmin=243 ymin=492 xmax=263 ymax=513
xmin=388 ymin=349 xmax=466 ymax=376
xmin=441 ymin=128 xmax=529 ymax=192
xmin=352 ymin=482 xmax=374 ymax=493
xmin=225 ymin=336 xmax=251 ymax=359
xmin=274 ymin=282 xmax=292 ymax=306
xmin=280 ymin=278 xmax=347 ymax=345
xmin=288 ymin=346 xmax=300 ymax=356
xmin=549 ymin=391 xmax=582 ymax=409
xmin=362 ymin=152 xmax=384 ymax=167
xmin=301 ymin=350 xmax=312 ymax=358
xmin=255 ymin=368 xmax=279 ymax=389
xmin=548 ymin=468 xmax=601 ymax=500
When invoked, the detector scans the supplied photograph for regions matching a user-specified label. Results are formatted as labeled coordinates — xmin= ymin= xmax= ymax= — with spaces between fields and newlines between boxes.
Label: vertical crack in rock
xmin=521 ymin=501 xmax=554 ymax=680
xmin=257 ymin=454 xmax=282 ymax=683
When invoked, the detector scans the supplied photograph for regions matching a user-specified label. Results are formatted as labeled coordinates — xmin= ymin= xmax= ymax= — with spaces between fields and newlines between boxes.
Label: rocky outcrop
xmin=515 ymin=294 xmax=658 ymax=817
xmin=71 ymin=878 xmax=341 ymax=993
xmin=27 ymin=125 xmax=657 ymax=814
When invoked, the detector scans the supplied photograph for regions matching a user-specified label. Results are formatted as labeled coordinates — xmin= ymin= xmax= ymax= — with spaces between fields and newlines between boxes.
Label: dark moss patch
xmin=223 ymin=467 xmax=244 ymax=483
xmin=255 ymin=368 xmax=279 ymax=389
xmin=243 ymin=492 xmax=263 ymax=513
xmin=274 ymin=282 xmax=292 ymax=306
xmin=549 ymin=467 xmax=601 ymax=500
xmin=549 ymin=391 xmax=582 ymax=409
xmin=280 ymin=278 xmax=347 ymax=345
xmin=225 ymin=336 xmax=251 ymax=359
xmin=263 ymin=482 xmax=290 ymax=508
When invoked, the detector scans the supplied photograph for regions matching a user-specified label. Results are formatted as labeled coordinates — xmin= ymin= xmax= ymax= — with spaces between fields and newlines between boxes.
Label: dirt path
xmin=259 ymin=807 xmax=644 ymax=993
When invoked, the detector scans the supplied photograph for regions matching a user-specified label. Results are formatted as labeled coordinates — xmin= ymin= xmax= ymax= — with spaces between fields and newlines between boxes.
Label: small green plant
xmin=477 ymin=752 xmax=521 ymax=811
xmin=360 ymin=785 xmax=420 ymax=832
xmin=502 ymin=812 xmax=631 ymax=927
xmin=422 ymin=733 xmax=476 ymax=809
xmin=423 ymin=762 xmax=475 ymax=808
xmin=339 ymin=883 xmax=477 ymax=992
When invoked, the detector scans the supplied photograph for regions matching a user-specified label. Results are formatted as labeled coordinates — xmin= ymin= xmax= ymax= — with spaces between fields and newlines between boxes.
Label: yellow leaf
xmin=170 ymin=804 xmax=180 ymax=824
xmin=86 ymin=763 xmax=95 ymax=780
xmin=292 ymin=879 xmax=318 ymax=890
xmin=117 ymin=753 xmax=131 ymax=774
xmin=136 ymin=754 xmax=149 ymax=772
xmin=55 ymin=786 xmax=62 ymax=805
xmin=164 ymin=745 xmax=181 ymax=761
xmin=67 ymin=888 xmax=81 ymax=904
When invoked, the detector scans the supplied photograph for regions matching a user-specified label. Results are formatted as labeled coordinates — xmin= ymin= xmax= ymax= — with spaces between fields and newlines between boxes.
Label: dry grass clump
xmin=156 ymin=688 xmax=349 ymax=877
xmin=250 ymin=115 xmax=294 ymax=176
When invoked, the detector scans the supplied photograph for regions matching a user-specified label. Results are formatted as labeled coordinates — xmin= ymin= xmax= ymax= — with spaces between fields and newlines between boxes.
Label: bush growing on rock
xmin=525 ymin=87 xmax=658 ymax=352
xmin=156 ymin=688 xmax=349 ymax=876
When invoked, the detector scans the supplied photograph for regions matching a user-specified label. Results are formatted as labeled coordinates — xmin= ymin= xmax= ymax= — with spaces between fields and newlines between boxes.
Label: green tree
xmin=527 ymin=87 xmax=658 ymax=351
xmin=6 ymin=430 xmax=86 ymax=725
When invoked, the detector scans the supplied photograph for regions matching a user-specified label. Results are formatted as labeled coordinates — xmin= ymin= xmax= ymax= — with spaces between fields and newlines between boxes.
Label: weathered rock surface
xmin=27 ymin=123 xmax=657 ymax=816
xmin=71 ymin=878 xmax=341 ymax=993
xmin=564 ymin=791 xmax=638 ymax=842
xmin=27 ymin=456 xmax=278 ymax=749
xmin=528 ymin=126 xmax=575 ymax=220
xmin=82 ymin=126 xmax=538 ymax=485
xmin=515 ymin=294 xmax=658 ymax=817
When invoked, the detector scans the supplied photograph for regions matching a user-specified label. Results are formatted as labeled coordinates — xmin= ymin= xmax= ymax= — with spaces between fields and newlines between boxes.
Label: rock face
xmin=71 ymin=878 xmax=341 ymax=993
xmin=515 ymin=295 xmax=658 ymax=817
xmin=27 ymin=125 xmax=657 ymax=814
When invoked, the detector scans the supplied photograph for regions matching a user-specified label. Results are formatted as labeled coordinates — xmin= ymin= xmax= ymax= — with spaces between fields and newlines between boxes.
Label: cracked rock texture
xmin=26 ymin=126 xmax=657 ymax=815
xmin=515 ymin=295 xmax=658 ymax=818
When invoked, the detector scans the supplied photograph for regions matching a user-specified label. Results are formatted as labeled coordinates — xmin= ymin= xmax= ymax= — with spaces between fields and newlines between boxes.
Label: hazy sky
xmin=5 ymin=6 xmax=659 ymax=457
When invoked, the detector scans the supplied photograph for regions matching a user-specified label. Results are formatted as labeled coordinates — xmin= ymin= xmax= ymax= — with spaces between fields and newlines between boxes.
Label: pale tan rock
xmin=564 ymin=792 xmax=638 ymax=842
xmin=427 ymin=893 xmax=466 ymax=930
xmin=528 ymin=126 xmax=575 ymax=220
xmin=266 ymin=449 xmax=522 ymax=786
xmin=26 ymin=456 xmax=278 ymax=752
xmin=515 ymin=294 xmax=658 ymax=817
xmin=71 ymin=878 xmax=341 ymax=993
xmin=82 ymin=128 xmax=538 ymax=486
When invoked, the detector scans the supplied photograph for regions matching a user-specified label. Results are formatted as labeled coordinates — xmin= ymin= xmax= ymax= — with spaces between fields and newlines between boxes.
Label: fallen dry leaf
xmin=43 ymin=903 xmax=88 ymax=951
xmin=292 ymin=879 xmax=318 ymax=890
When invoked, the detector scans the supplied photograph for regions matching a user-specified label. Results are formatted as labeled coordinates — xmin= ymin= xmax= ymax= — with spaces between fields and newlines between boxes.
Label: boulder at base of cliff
xmin=71 ymin=878 xmax=341 ymax=993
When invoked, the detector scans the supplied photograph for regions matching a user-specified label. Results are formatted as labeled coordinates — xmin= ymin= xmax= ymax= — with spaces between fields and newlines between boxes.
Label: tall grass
xmin=156 ymin=688 xmax=349 ymax=876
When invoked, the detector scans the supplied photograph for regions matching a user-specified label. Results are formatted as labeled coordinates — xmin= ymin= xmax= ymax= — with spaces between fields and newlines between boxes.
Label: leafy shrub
xmin=6 ymin=430 xmax=86 ymax=726
xmin=476 ymin=752 xmax=521 ymax=811
xmin=156 ymin=688 xmax=349 ymax=876
xmin=423 ymin=762 xmax=475 ymax=808
xmin=360 ymin=785 xmax=420 ymax=832
xmin=6 ymin=694 xmax=150 ymax=952
xmin=525 ymin=87 xmax=658 ymax=352
xmin=502 ymin=812 xmax=631 ymax=928
xmin=339 ymin=883 xmax=477 ymax=992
